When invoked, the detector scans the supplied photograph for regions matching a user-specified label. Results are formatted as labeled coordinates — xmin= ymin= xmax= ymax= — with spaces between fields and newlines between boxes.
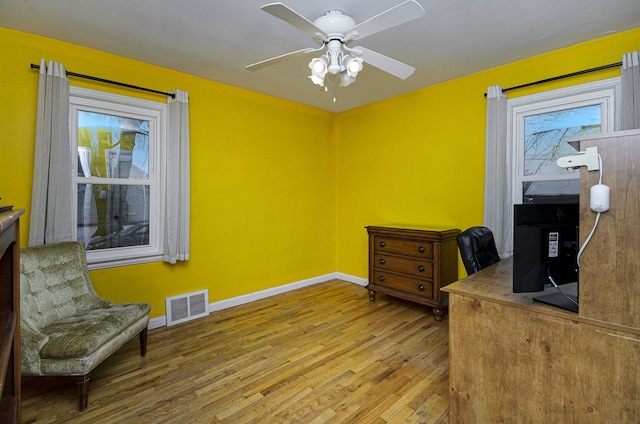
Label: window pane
xmin=523 ymin=105 xmax=601 ymax=176
xmin=77 ymin=183 xmax=150 ymax=250
xmin=522 ymin=180 xmax=580 ymax=204
xmin=77 ymin=111 xmax=149 ymax=179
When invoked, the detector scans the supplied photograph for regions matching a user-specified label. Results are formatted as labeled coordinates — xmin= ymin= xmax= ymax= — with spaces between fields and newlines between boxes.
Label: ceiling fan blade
xmin=246 ymin=47 xmax=319 ymax=71
xmin=349 ymin=0 xmax=425 ymax=40
xmin=261 ymin=3 xmax=327 ymax=39
xmin=354 ymin=46 xmax=416 ymax=79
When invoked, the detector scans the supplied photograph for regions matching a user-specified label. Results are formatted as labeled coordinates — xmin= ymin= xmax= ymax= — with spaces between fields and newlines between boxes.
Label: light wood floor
xmin=21 ymin=280 xmax=450 ymax=423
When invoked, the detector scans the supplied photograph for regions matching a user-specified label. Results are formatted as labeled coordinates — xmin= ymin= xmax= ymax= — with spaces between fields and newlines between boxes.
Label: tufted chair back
xmin=20 ymin=241 xmax=111 ymax=332
xmin=456 ymin=226 xmax=501 ymax=276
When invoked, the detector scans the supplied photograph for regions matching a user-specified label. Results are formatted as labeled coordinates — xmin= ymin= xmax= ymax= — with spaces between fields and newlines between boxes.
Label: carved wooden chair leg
xmin=139 ymin=327 xmax=148 ymax=357
xmin=78 ymin=373 xmax=90 ymax=412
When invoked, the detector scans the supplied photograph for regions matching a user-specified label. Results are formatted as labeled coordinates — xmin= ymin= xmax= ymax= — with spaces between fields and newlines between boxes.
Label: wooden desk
xmin=443 ymin=257 xmax=640 ymax=423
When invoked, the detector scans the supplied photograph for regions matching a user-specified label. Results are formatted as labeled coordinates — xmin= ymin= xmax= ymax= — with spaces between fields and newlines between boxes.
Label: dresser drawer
xmin=372 ymin=271 xmax=434 ymax=299
xmin=373 ymin=253 xmax=434 ymax=279
xmin=372 ymin=235 xmax=433 ymax=258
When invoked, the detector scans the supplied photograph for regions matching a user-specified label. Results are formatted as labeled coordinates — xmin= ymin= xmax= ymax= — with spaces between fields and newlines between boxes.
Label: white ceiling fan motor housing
xmin=313 ymin=10 xmax=356 ymax=39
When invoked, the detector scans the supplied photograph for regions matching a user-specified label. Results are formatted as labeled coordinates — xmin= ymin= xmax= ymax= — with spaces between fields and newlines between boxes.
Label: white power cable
xmin=550 ymin=153 xmax=605 ymax=309
xmin=576 ymin=153 xmax=604 ymax=268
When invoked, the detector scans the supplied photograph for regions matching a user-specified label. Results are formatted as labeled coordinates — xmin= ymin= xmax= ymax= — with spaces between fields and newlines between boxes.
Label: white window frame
xmin=70 ymin=87 xmax=167 ymax=269
xmin=508 ymin=78 xmax=620 ymax=205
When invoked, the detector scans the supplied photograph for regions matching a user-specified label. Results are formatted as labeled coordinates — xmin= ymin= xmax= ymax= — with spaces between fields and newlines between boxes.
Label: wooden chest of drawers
xmin=366 ymin=225 xmax=460 ymax=320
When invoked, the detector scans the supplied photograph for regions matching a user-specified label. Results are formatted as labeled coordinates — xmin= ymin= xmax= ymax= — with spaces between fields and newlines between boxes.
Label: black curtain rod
xmin=30 ymin=63 xmax=175 ymax=99
xmin=484 ymin=61 xmax=622 ymax=97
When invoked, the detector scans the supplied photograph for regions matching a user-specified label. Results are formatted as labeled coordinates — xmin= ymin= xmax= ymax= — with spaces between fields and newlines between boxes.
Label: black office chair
xmin=456 ymin=226 xmax=501 ymax=275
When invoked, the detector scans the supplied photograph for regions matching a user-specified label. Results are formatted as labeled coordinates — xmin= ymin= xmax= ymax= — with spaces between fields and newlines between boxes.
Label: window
xmin=70 ymin=87 xmax=167 ymax=269
xmin=509 ymin=78 xmax=619 ymax=204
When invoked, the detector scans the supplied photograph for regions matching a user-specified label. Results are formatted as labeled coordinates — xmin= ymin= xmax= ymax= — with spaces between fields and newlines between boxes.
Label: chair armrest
xmin=20 ymin=320 xmax=50 ymax=375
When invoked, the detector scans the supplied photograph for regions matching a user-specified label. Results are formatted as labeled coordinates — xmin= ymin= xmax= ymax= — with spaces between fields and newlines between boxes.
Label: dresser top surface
xmin=0 ymin=209 xmax=24 ymax=233
xmin=366 ymin=224 xmax=460 ymax=238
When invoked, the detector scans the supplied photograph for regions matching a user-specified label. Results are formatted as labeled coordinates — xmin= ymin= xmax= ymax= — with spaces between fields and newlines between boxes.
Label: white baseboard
xmin=149 ymin=316 xmax=166 ymax=330
xmin=148 ymin=272 xmax=367 ymax=330
xmin=208 ymin=273 xmax=339 ymax=311
xmin=335 ymin=272 xmax=368 ymax=287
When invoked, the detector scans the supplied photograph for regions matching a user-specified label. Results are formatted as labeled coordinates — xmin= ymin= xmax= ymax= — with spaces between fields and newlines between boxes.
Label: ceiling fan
xmin=246 ymin=1 xmax=426 ymax=89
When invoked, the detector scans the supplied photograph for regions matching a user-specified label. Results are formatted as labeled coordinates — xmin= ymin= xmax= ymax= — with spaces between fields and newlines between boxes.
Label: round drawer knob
xmin=379 ymin=241 xmax=386 ymax=247
xmin=379 ymin=275 xmax=385 ymax=282
xmin=418 ymin=265 xmax=425 ymax=272
xmin=418 ymin=284 xmax=425 ymax=291
xmin=418 ymin=246 xmax=425 ymax=253
xmin=379 ymin=259 xmax=385 ymax=265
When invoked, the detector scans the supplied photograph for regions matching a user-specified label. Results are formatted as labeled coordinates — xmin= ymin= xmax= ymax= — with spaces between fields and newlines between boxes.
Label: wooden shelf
xmin=0 ymin=209 xmax=23 ymax=424
xmin=0 ymin=312 xmax=15 ymax=391
xmin=0 ymin=398 xmax=17 ymax=424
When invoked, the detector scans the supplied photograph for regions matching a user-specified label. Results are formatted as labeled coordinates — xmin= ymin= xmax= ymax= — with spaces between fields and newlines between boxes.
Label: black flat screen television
xmin=512 ymin=203 xmax=579 ymax=298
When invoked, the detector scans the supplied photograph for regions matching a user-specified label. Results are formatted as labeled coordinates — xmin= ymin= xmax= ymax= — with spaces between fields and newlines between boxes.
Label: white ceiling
xmin=1 ymin=0 xmax=639 ymax=112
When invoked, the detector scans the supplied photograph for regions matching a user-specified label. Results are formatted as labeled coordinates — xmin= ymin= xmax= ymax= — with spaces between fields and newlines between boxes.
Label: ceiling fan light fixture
xmin=310 ymin=48 xmax=364 ymax=88
xmin=310 ymin=57 xmax=328 ymax=74
xmin=340 ymin=71 xmax=356 ymax=87
xmin=343 ymin=56 xmax=364 ymax=77
xmin=309 ymin=74 xmax=324 ymax=86
xmin=308 ymin=56 xmax=329 ymax=86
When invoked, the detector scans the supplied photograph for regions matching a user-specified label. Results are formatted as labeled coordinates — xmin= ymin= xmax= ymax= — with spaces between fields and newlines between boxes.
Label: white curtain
xmin=164 ymin=90 xmax=191 ymax=264
xmin=29 ymin=59 xmax=74 ymax=246
xmin=484 ymin=85 xmax=512 ymax=258
xmin=620 ymin=51 xmax=640 ymax=130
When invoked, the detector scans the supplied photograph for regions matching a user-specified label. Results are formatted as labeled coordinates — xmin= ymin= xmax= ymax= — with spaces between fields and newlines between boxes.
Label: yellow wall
xmin=0 ymin=28 xmax=337 ymax=317
xmin=335 ymin=28 xmax=640 ymax=278
xmin=1 ymin=25 xmax=638 ymax=318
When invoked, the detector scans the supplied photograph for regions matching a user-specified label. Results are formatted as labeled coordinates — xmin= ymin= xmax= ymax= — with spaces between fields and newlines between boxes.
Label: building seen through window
xmin=76 ymin=111 xmax=151 ymax=250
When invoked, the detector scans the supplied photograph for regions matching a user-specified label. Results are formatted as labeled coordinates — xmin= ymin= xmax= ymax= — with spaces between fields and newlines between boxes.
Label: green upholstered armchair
xmin=20 ymin=241 xmax=151 ymax=412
